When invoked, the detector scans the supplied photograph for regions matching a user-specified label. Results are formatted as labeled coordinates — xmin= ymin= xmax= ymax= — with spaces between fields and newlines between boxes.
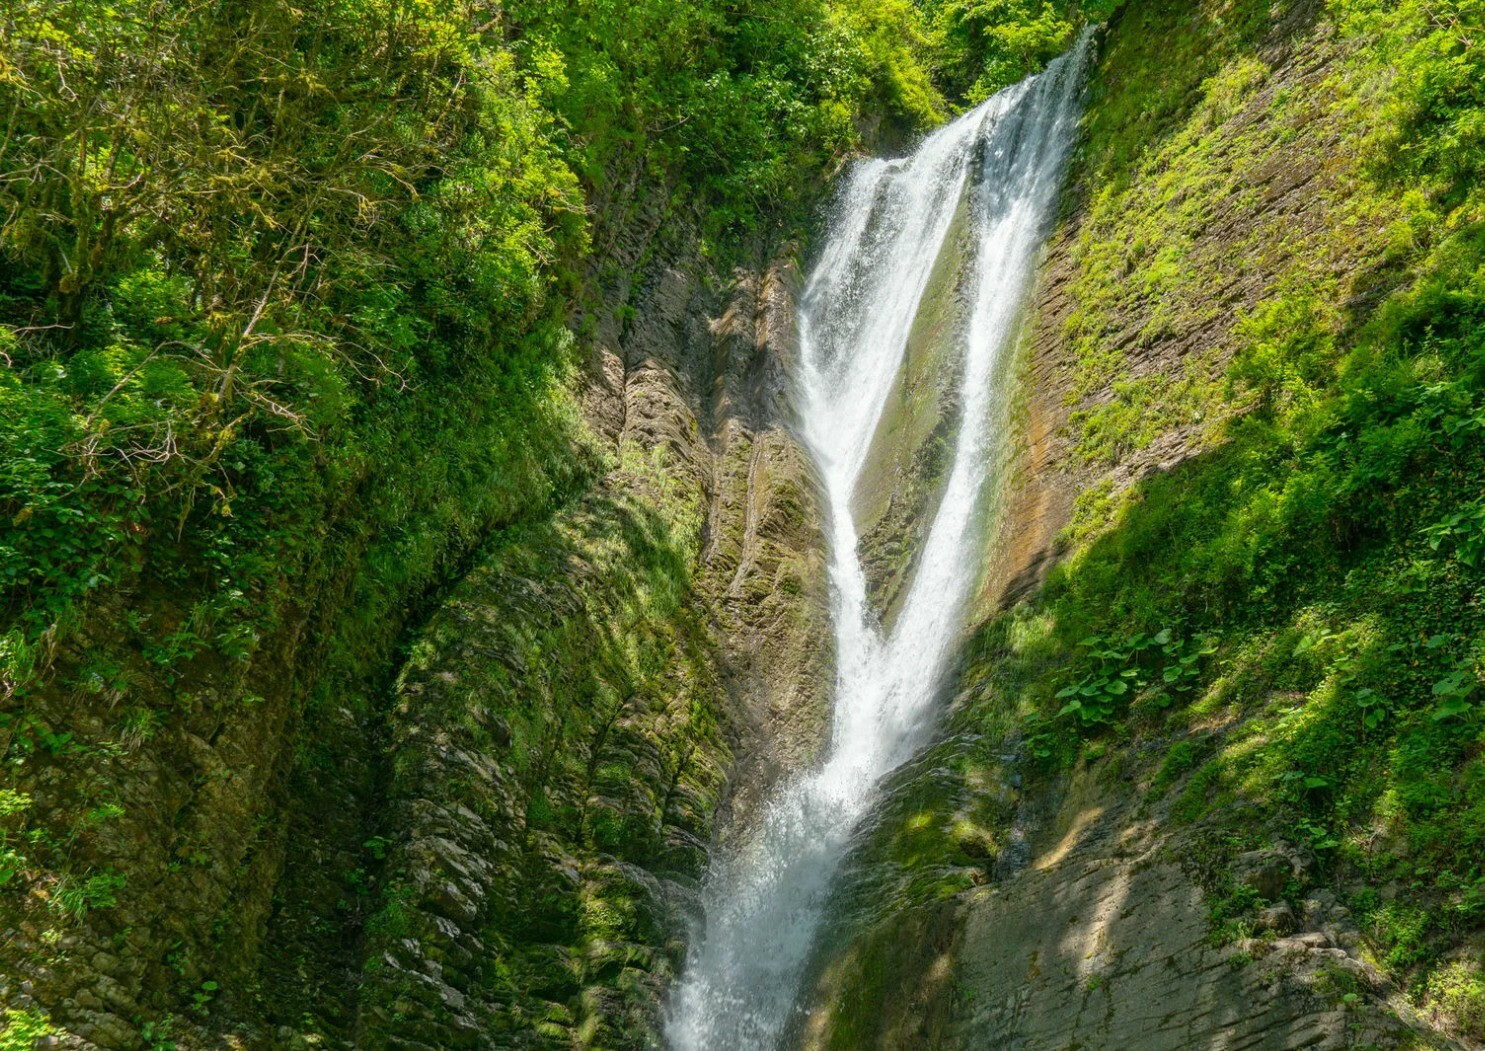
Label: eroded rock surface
xmin=795 ymin=749 xmax=1454 ymax=1051
xmin=0 ymin=159 xmax=830 ymax=1047
xmin=984 ymin=0 xmax=1381 ymax=611
xmin=350 ymin=216 xmax=832 ymax=1048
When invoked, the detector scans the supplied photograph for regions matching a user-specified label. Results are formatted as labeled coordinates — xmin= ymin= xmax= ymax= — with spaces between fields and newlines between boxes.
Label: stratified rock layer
xmin=796 ymin=753 xmax=1447 ymax=1050
xmin=350 ymin=208 xmax=833 ymax=1049
xmin=0 ymin=157 xmax=830 ymax=1049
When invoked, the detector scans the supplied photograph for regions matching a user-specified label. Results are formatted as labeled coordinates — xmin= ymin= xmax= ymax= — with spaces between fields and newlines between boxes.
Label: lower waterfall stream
xmin=667 ymin=39 xmax=1091 ymax=1051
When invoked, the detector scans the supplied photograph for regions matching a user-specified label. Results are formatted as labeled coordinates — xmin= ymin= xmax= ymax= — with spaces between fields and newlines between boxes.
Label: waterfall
xmin=666 ymin=37 xmax=1091 ymax=1051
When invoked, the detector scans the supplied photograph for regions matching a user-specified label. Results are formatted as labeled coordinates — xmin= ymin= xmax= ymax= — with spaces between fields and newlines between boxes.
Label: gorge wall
xmin=4 ymin=0 xmax=1483 ymax=1048
xmin=792 ymin=1 xmax=1485 ymax=1049
xmin=341 ymin=204 xmax=836 ymax=1051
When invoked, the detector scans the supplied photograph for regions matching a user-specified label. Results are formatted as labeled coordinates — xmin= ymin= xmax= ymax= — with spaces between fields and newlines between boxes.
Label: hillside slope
xmin=793 ymin=0 xmax=1485 ymax=1048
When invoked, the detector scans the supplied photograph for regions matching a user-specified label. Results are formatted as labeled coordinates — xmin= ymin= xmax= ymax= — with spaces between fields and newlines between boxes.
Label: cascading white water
xmin=667 ymin=37 xmax=1091 ymax=1051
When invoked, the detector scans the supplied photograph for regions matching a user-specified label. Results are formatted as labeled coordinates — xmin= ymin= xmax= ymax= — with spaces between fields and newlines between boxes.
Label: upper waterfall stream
xmin=667 ymin=40 xmax=1090 ymax=1051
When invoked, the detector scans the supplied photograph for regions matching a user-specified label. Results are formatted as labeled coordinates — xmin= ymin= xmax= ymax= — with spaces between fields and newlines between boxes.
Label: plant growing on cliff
xmin=0 ymin=1009 xmax=56 ymax=1050
xmin=50 ymin=869 xmax=126 ymax=922
xmin=1423 ymin=498 xmax=1485 ymax=569
xmin=0 ymin=0 xmax=967 ymax=1039
xmin=0 ymin=0 xmax=958 ymax=707
xmin=0 ymin=789 xmax=31 ymax=888
xmin=941 ymin=0 xmax=1485 ymax=1026
xmin=1053 ymin=628 xmax=1216 ymax=725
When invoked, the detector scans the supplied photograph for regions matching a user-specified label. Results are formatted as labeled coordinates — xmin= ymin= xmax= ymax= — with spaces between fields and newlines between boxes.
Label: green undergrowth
xmin=0 ymin=0 xmax=601 ymax=711
xmin=1060 ymin=0 xmax=1405 ymax=464
xmin=0 ymin=1009 xmax=56 ymax=1049
xmin=948 ymin=0 xmax=1485 ymax=1033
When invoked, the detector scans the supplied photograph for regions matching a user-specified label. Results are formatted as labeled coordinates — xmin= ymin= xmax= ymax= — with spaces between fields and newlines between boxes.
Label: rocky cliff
xmin=791 ymin=0 xmax=1484 ymax=1048
xmin=342 ymin=203 xmax=834 ymax=1050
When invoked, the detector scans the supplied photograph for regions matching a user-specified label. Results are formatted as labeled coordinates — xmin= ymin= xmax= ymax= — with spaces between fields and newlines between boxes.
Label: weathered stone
xmin=1256 ymin=902 xmax=1298 ymax=934
xmin=1233 ymin=846 xmax=1307 ymax=901
xmin=793 ymin=755 xmax=1446 ymax=1051
xmin=785 ymin=8 xmax=1471 ymax=1045
xmin=340 ymin=200 xmax=832 ymax=1050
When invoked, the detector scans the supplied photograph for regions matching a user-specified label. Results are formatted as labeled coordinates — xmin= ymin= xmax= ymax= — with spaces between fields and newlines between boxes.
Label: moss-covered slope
xmin=795 ymin=0 xmax=1485 ymax=1047
xmin=344 ymin=228 xmax=834 ymax=1050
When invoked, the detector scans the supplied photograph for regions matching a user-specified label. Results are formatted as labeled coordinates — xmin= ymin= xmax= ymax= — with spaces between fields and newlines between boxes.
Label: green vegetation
xmin=0 ymin=0 xmax=598 ymax=709
xmin=780 ymin=3 xmax=1482 ymax=1044
xmin=507 ymin=0 xmax=947 ymax=218
xmin=354 ymin=441 xmax=733 ymax=1047
xmin=1048 ymin=628 xmax=1216 ymax=727
xmin=0 ymin=1009 xmax=56 ymax=1050
xmin=916 ymin=0 xmax=1119 ymax=103
xmin=9 ymin=0 xmax=1482 ymax=1044
xmin=949 ymin=0 xmax=1485 ymax=1035
xmin=0 ymin=0 xmax=952 ymax=716
xmin=0 ymin=0 xmax=944 ymax=997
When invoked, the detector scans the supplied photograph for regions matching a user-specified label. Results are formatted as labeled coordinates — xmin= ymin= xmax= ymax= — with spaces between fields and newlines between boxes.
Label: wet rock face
xmin=945 ymin=805 xmax=1430 ymax=1050
xmin=939 ymin=761 xmax=1429 ymax=1051
xmin=851 ymin=191 xmax=977 ymax=622
xmin=349 ymin=217 xmax=832 ymax=1048
xmin=795 ymin=748 xmax=1452 ymax=1051
xmin=703 ymin=259 xmax=835 ymax=832
xmin=354 ymin=490 xmax=729 ymax=1051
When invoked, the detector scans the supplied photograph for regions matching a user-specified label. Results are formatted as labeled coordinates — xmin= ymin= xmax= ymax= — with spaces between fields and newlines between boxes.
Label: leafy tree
xmin=915 ymin=0 xmax=1110 ymax=103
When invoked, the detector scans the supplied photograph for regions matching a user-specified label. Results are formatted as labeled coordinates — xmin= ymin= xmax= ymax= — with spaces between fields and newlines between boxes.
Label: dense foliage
xmin=0 ymin=0 xmax=950 ymax=709
xmin=915 ymin=0 xmax=1118 ymax=102
xmin=1 ymin=0 xmax=591 ymax=707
